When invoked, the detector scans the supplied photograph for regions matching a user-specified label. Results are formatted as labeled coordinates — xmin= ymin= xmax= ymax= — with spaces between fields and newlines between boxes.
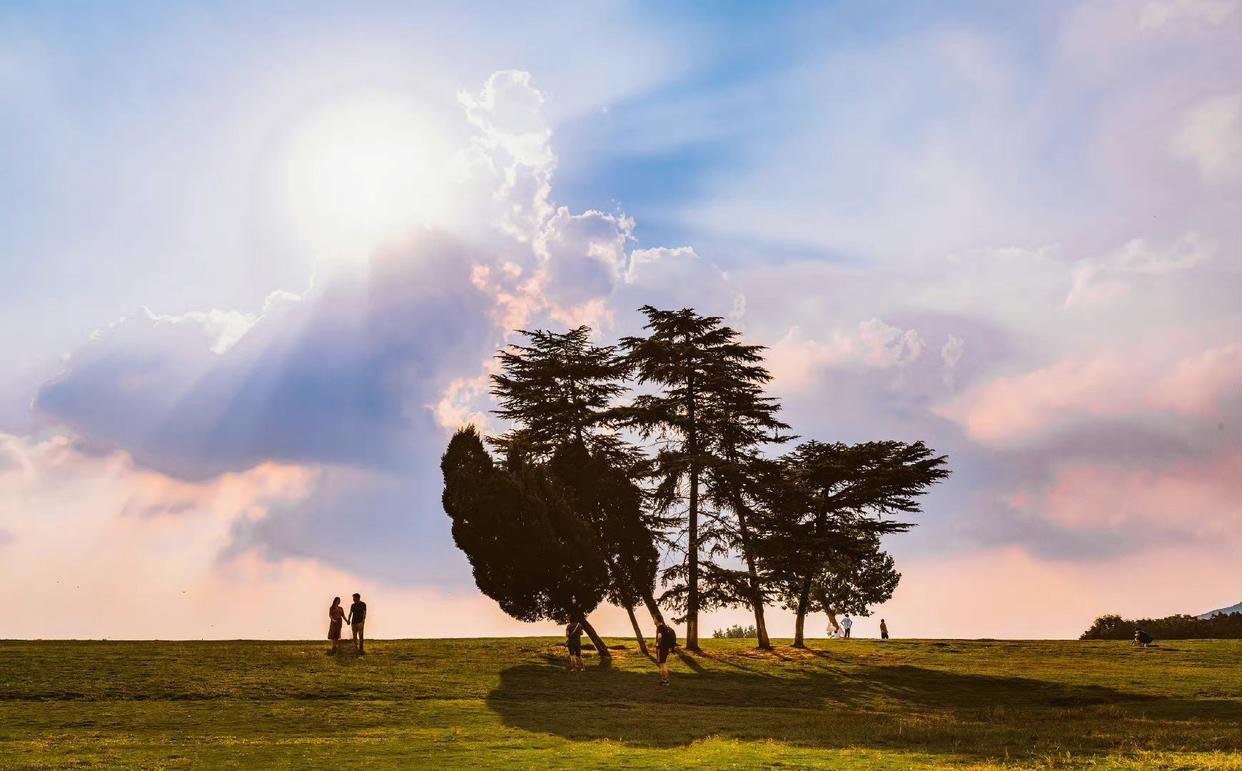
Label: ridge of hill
xmin=1198 ymin=601 xmax=1242 ymax=619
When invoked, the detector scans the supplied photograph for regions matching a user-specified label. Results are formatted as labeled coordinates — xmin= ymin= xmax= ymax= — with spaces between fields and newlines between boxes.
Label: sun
xmin=278 ymin=91 xmax=453 ymax=260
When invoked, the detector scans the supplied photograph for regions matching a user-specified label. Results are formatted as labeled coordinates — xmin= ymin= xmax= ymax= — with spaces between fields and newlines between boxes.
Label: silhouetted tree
xmin=441 ymin=426 xmax=613 ymax=656
xmin=490 ymin=326 xmax=630 ymax=462
xmin=1080 ymin=612 xmax=1242 ymax=640
xmin=489 ymin=326 xmax=662 ymax=652
xmin=760 ymin=440 xmax=949 ymax=647
xmin=547 ymin=441 xmax=659 ymax=655
xmin=621 ymin=306 xmax=788 ymax=651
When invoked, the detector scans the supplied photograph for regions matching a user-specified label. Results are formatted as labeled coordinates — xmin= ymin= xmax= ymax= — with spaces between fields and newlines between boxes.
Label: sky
xmin=1 ymin=0 xmax=1239 ymax=640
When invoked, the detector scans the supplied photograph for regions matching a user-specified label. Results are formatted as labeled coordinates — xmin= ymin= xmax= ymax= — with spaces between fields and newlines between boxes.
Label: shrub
xmin=712 ymin=624 xmax=759 ymax=639
xmin=1080 ymin=612 xmax=1242 ymax=640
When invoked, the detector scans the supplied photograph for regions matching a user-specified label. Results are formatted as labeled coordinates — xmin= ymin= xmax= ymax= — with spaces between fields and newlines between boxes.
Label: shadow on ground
xmin=485 ymin=651 xmax=1241 ymax=756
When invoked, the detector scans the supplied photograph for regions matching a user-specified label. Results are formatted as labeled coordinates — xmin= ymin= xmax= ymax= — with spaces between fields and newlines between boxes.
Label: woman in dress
xmin=327 ymin=596 xmax=346 ymax=654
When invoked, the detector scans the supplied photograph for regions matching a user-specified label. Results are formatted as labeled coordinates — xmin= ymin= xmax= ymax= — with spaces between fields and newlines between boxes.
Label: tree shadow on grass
xmin=486 ymin=653 xmax=1242 ymax=757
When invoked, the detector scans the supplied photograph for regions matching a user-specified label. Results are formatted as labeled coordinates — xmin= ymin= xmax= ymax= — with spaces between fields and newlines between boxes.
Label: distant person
xmin=654 ymin=619 xmax=677 ymax=686
xmin=880 ymin=618 xmax=889 ymax=640
xmin=347 ymin=593 xmax=367 ymax=655
xmin=565 ymin=619 xmax=585 ymax=671
xmin=1135 ymin=628 xmax=1153 ymax=648
xmin=841 ymin=615 xmax=853 ymax=639
xmin=829 ymin=625 xmax=841 ymax=639
xmin=327 ymin=597 xmax=346 ymax=655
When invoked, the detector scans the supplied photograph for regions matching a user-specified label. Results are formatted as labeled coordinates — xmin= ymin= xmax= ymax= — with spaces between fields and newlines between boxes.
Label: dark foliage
xmin=620 ymin=305 xmax=790 ymax=648
xmin=758 ymin=440 xmax=949 ymax=638
xmin=441 ymin=426 xmax=608 ymax=624
xmin=490 ymin=326 xmax=631 ymax=463
xmin=712 ymin=624 xmax=759 ymax=639
xmin=1080 ymin=612 xmax=1242 ymax=640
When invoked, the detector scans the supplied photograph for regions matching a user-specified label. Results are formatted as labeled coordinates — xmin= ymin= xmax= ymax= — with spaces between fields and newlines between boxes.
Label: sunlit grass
xmin=1 ymin=638 xmax=1238 ymax=767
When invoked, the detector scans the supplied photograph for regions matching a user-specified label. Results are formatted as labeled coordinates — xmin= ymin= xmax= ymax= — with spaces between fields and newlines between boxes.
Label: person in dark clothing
xmin=1135 ymin=628 xmax=1153 ymax=647
xmin=327 ymin=597 xmax=346 ymax=655
xmin=880 ymin=618 xmax=889 ymax=640
xmin=565 ymin=620 xmax=585 ymax=671
xmin=654 ymin=620 xmax=677 ymax=686
xmin=347 ymin=593 xmax=367 ymax=655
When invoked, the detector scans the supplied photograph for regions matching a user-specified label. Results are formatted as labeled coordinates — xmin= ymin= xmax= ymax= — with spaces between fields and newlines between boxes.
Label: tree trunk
xmin=690 ymin=456 xmax=700 ymax=650
xmin=733 ymin=502 xmax=771 ymax=650
xmin=814 ymin=585 xmax=840 ymax=632
xmin=580 ymin=617 xmax=612 ymax=659
xmin=642 ymin=592 xmax=664 ymax=625
xmin=792 ymin=575 xmax=813 ymax=648
xmin=625 ymin=604 xmax=650 ymax=656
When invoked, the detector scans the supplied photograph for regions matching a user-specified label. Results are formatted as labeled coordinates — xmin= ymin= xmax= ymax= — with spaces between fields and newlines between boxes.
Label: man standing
xmin=654 ymin=619 xmax=677 ymax=686
xmin=841 ymin=614 xmax=853 ymax=639
xmin=347 ymin=592 xmax=367 ymax=655
xmin=880 ymin=618 xmax=889 ymax=640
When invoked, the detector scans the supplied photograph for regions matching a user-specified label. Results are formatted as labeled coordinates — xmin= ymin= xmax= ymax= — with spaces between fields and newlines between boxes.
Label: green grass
xmin=1 ymin=637 xmax=1239 ymax=768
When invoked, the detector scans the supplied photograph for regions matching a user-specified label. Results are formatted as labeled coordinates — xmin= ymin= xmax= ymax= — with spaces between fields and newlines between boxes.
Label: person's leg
xmin=358 ymin=623 xmax=365 ymax=654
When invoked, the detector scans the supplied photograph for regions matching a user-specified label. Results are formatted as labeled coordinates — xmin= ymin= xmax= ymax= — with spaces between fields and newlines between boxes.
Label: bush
xmin=712 ymin=624 xmax=758 ymax=639
xmin=1080 ymin=612 xmax=1242 ymax=640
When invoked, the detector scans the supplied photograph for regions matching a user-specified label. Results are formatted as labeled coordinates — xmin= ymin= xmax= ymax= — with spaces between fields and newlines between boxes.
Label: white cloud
xmin=1171 ymin=93 xmax=1242 ymax=182
xmin=768 ymin=319 xmax=924 ymax=392
xmin=1065 ymin=232 xmax=1214 ymax=308
xmin=1140 ymin=0 xmax=1238 ymax=30
xmin=941 ymin=335 xmax=965 ymax=387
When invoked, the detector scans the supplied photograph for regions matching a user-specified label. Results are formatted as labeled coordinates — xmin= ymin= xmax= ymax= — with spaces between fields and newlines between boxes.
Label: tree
xmin=547 ymin=441 xmax=660 ymax=655
xmin=490 ymin=326 xmax=630 ymax=462
xmin=441 ymin=426 xmax=613 ymax=656
xmin=621 ymin=306 xmax=788 ymax=651
xmin=760 ymin=440 xmax=949 ymax=647
xmin=810 ymin=533 xmax=901 ymax=632
xmin=489 ymin=326 xmax=662 ymax=652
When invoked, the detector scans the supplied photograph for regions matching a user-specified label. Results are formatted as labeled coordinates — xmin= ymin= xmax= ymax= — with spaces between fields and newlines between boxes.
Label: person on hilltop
xmin=1135 ymin=628 xmax=1153 ymax=648
xmin=327 ymin=597 xmax=346 ymax=655
xmin=347 ymin=593 xmax=367 ymax=655
xmin=880 ymin=618 xmax=889 ymax=640
xmin=841 ymin=614 xmax=853 ymax=639
xmin=565 ymin=619 xmax=585 ymax=671
xmin=654 ymin=619 xmax=677 ymax=686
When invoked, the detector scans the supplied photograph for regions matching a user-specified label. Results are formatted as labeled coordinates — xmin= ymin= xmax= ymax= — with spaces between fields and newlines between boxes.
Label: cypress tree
xmin=441 ymin=427 xmax=612 ymax=653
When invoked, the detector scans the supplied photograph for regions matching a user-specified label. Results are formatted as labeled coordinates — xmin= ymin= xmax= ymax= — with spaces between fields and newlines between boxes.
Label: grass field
xmin=1 ymin=637 xmax=1239 ymax=768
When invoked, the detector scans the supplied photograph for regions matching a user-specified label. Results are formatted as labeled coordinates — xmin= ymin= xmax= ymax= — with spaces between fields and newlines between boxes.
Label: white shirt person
xmin=841 ymin=615 xmax=853 ymax=638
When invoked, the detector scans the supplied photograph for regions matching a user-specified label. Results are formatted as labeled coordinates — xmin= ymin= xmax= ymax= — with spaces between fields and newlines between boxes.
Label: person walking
xmin=654 ymin=620 xmax=677 ymax=686
xmin=565 ymin=619 xmax=585 ymax=671
xmin=880 ymin=618 xmax=889 ymax=640
xmin=347 ymin=593 xmax=367 ymax=655
xmin=841 ymin=614 xmax=853 ymax=639
xmin=327 ymin=597 xmax=346 ymax=655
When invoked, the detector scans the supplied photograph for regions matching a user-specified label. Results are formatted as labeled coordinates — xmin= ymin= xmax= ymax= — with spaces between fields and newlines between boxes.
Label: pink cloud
xmin=938 ymin=338 xmax=1242 ymax=444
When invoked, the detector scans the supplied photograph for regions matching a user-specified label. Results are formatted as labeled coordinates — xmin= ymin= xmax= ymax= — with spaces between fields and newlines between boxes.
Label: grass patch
xmin=1 ymin=638 xmax=1239 ymax=768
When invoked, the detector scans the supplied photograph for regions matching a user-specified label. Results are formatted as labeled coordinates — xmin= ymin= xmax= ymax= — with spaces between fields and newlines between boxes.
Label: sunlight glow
xmin=279 ymin=92 xmax=453 ymax=260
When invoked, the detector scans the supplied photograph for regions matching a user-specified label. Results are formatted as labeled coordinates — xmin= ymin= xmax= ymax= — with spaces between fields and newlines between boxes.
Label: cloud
xmin=36 ymin=234 xmax=498 ymax=480
xmin=1171 ymin=93 xmax=1242 ymax=182
xmin=1065 ymin=232 xmax=1214 ymax=308
xmin=1140 ymin=0 xmax=1238 ymax=30
xmin=936 ymin=337 xmax=1242 ymax=447
xmin=767 ymin=319 xmax=924 ymax=393
xmin=940 ymin=335 xmax=965 ymax=387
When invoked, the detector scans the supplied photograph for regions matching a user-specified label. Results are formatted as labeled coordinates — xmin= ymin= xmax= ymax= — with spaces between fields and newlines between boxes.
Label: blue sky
xmin=2 ymin=1 xmax=1239 ymax=638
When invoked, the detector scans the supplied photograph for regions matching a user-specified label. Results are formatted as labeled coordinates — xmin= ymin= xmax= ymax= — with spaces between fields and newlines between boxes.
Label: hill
xmin=1199 ymin=602 xmax=1242 ymax=619
xmin=1 ymin=638 xmax=1239 ymax=768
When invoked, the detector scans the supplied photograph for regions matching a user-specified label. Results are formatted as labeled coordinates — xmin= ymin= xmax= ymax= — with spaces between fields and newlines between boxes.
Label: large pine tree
xmin=759 ymin=439 xmax=950 ymax=647
xmin=621 ymin=306 xmax=788 ymax=651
